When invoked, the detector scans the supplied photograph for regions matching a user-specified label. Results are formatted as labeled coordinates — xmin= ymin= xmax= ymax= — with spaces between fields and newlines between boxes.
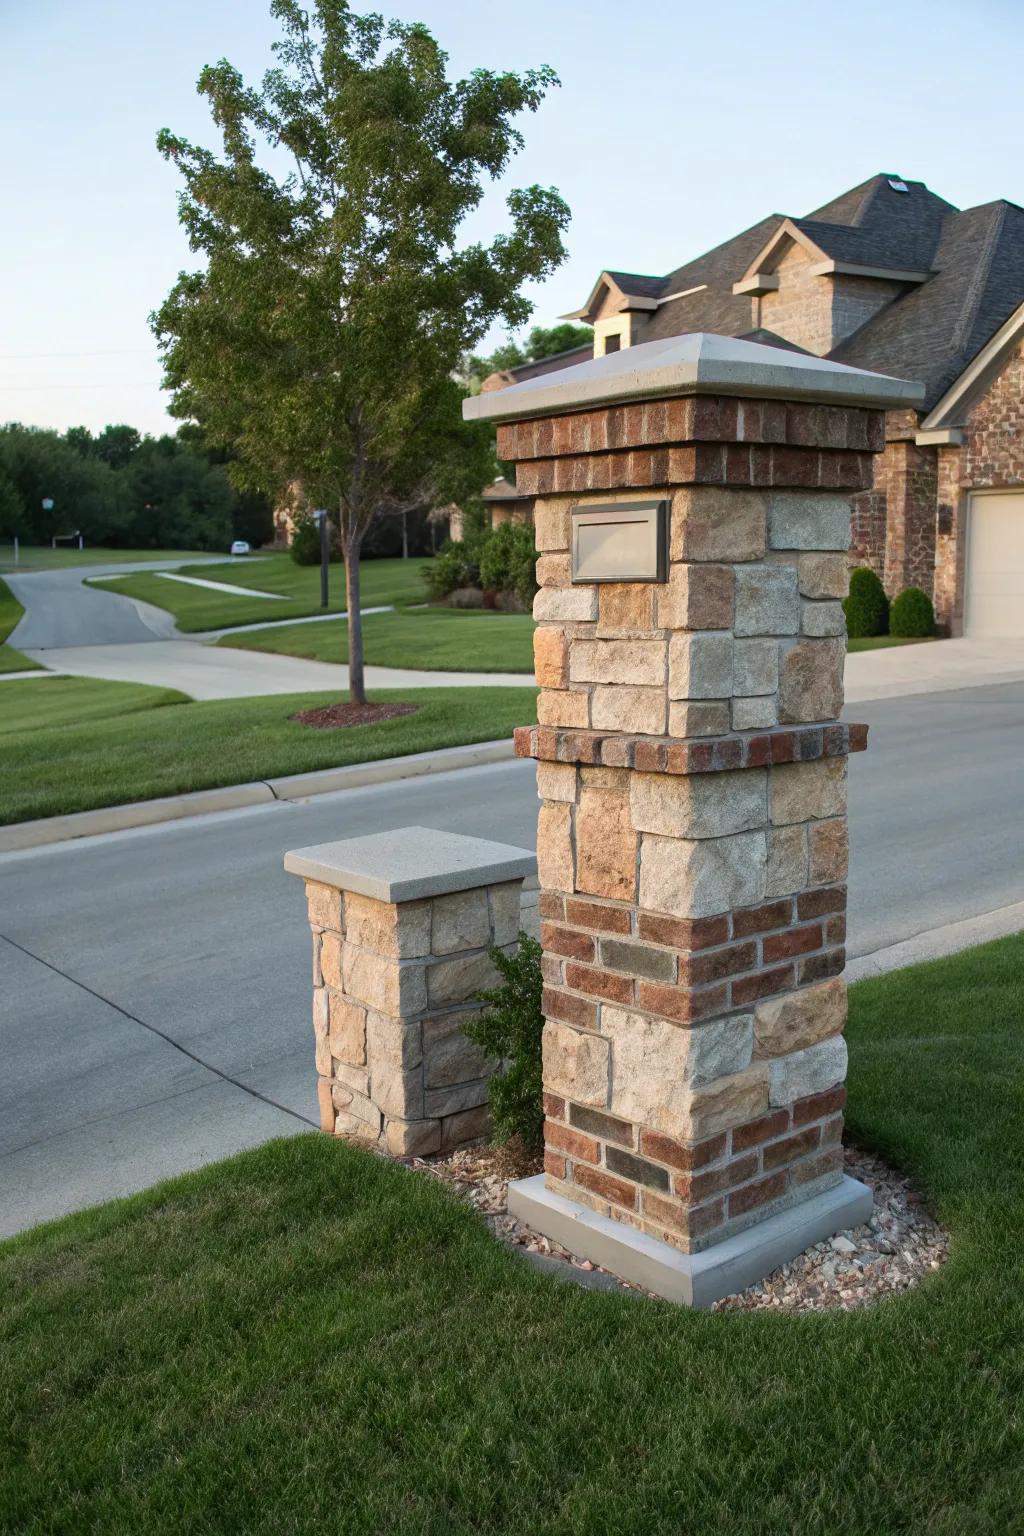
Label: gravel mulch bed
xmin=291 ymin=701 xmax=418 ymax=728
xmin=407 ymin=1141 xmax=950 ymax=1312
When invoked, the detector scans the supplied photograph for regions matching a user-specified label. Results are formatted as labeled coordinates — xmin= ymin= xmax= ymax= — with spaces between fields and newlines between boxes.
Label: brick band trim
xmin=514 ymin=721 xmax=868 ymax=774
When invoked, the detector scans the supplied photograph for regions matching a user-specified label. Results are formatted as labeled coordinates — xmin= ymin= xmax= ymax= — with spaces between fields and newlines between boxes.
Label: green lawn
xmin=1 ymin=677 xmax=536 ymax=824
xmin=0 ymin=544 xmax=214 ymax=573
xmin=90 ymin=554 xmax=432 ymax=631
xmin=3 ymin=937 xmax=1023 ymax=1534
xmin=222 ymin=606 xmax=536 ymax=672
xmin=847 ymin=635 xmax=939 ymax=652
xmin=0 ymin=576 xmax=39 ymax=673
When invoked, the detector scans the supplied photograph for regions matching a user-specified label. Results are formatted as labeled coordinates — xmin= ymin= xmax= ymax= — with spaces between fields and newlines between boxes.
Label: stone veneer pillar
xmin=464 ymin=333 xmax=922 ymax=1305
xmin=284 ymin=827 xmax=535 ymax=1157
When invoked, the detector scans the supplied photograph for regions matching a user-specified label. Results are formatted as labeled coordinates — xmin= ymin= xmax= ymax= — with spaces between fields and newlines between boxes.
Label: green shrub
xmin=889 ymin=585 xmax=935 ymax=637
xmin=422 ymin=537 xmax=482 ymax=599
xmin=843 ymin=566 xmax=889 ymax=637
xmin=290 ymin=509 xmax=340 ymax=566
xmin=479 ymin=522 xmax=538 ymax=607
xmin=465 ymin=933 xmax=543 ymax=1151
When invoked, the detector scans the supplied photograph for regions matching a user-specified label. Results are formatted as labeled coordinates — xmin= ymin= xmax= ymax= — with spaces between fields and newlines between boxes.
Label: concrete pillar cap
xmin=463 ymin=331 xmax=924 ymax=424
xmin=284 ymin=826 xmax=536 ymax=902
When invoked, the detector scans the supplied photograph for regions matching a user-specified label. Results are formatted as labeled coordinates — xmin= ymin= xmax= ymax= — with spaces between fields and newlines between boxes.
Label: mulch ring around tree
xmin=290 ymin=701 xmax=419 ymax=729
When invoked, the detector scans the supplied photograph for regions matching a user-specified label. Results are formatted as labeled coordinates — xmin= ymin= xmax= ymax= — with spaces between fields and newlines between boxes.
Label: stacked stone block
xmin=500 ymin=386 xmax=884 ymax=1256
xmin=301 ymin=875 xmax=523 ymax=1157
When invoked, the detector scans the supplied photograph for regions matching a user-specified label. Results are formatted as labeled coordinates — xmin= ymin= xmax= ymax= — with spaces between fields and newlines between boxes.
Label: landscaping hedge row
xmin=843 ymin=566 xmax=935 ymax=638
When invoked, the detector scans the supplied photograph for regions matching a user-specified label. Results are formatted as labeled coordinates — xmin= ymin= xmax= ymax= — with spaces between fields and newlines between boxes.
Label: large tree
xmin=152 ymin=0 xmax=569 ymax=702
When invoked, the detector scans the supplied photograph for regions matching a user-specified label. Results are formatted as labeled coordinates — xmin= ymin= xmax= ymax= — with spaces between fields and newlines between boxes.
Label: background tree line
xmin=0 ymin=422 xmax=273 ymax=551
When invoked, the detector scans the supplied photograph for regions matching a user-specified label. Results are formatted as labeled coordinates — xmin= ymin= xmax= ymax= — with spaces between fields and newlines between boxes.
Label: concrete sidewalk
xmin=845 ymin=637 xmax=1024 ymax=702
xmin=20 ymin=639 xmax=536 ymax=698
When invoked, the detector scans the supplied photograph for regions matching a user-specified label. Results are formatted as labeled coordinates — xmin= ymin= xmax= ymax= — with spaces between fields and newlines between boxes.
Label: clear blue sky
xmin=3 ymin=0 xmax=1021 ymax=437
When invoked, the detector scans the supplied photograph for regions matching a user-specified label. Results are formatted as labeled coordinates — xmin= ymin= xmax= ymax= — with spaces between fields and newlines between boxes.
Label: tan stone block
xmin=591 ymin=685 xmax=666 ymax=734
xmin=427 ymin=949 xmax=500 ymax=1008
xmin=765 ymin=825 xmax=808 ymax=898
xmin=809 ymin=818 xmax=849 ymax=883
xmin=423 ymin=1009 xmax=490 ymax=1088
xmin=534 ymin=586 xmax=598 ymax=622
xmin=536 ymin=553 xmax=570 ymax=588
xmin=542 ymin=1020 xmax=610 ymax=1105
xmin=668 ymin=700 xmax=731 ymax=738
xmin=630 ymin=768 xmax=766 ymax=840
xmin=312 ymin=933 xmax=323 ymax=988
xmin=569 ymin=638 xmax=666 ymax=687
xmin=441 ymin=1103 xmax=491 ymax=1149
xmin=328 ymin=991 xmax=367 ymax=1065
xmin=534 ymin=627 xmax=569 ymax=688
xmin=798 ymin=552 xmax=849 ymax=600
xmin=604 ymin=1006 xmax=754 ymax=1131
xmin=680 ymin=1065 xmax=770 ymax=1140
xmin=534 ymin=499 xmax=572 ymax=552
xmin=431 ymin=888 xmax=491 ymax=956
xmin=537 ymin=688 xmax=590 ymax=729
xmin=385 ymin=1117 xmax=442 ymax=1156
xmin=319 ymin=931 xmax=344 ymax=990
xmin=536 ymin=761 xmax=577 ymax=803
xmin=598 ymin=584 xmax=655 ymax=634
xmin=306 ymin=880 xmax=342 ymax=933
xmin=333 ymin=1061 xmax=370 ymax=1097
xmin=424 ymin=1078 xmax=489 ymax=1117
xmin=754 ymin=978 xmax=847 ymax=1057
xmin=314 ymin=991 xmax=332 ymax=1077
xmin=656 ymin=563 xmax=734 ymax=631
xmin=331 ymin=1079 xmax=382 ymax=1135
xmin=488 ymin=881 xmax=524 ymax=945
xmin=576 ymin=788 xmax=637 ymax=901
xmin=639 ymin=830 xmax=767 ymax=919
xmin=668 ymin=632 xmax=734 ymax=700
xmin=537 ymin=801 xmax=575 ymax=893
xmin=343 ymin=947 xmax=427 ymax=1015
xmin=771 ymin=758 xmax=847 ymax=825
xmin=671 ymin=487 xmax=767 ymax=562
xmin=317 ymin=1076 xmax=336 ymax=1133
xmin=371 ymin=1060 xmax=423 ymax=1119
xmin=344 ymin=891 xmax=432 ymax=959
xmin=365 ymin=1010 xmax=422 ymax=1070
xmin=579 ymin=766 xmax=629 ymax=788
xmin=778 ymin=638 xmax=845 ymax=723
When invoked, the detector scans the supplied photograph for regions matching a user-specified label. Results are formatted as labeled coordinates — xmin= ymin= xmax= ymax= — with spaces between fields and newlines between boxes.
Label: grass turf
xmin=847 ymin=635 xmax=939 ymax=652
xmin=0 ymin=545 xmax=213 ymax=572
xmin=220 ymin=606 xmax=536 ymax=672
xmin=0 ymin=576 xmax=39 ymax=673
xmin=90 ymin=554 xmax=432 ymax=631
xmin=2 ymin=935 xmax=1023 ymax=1533
xmin=0 ymin=678 xmax=536 ymax=824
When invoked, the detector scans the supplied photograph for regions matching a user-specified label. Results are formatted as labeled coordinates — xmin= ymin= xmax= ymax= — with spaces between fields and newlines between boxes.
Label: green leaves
xmin=467 ymin=934 xmax=545 ymax=1152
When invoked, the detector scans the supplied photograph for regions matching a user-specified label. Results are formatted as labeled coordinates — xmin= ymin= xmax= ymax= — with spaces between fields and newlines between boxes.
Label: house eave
xmin=807 ymin=259 xmax=932 ymax=283
xmin=914 ymin=428 xmax=964 ymax=447
xmin=732 ymin=274 xmax=780 ymax=296
xmin=920 ymin=300 xmax=1024 ymax=430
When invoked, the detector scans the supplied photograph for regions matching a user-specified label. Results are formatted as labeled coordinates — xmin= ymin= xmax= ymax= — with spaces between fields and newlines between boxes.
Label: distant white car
xmin=230 ymin=540 xmax=251 ymax=556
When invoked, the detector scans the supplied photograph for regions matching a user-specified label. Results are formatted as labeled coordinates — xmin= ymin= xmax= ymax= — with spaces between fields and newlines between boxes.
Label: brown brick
xmin=544 ymin=1150 xmax=567 ymax=1180
xmin=731 ymin=964 xmax=795 ymax=1006
xmin=543 ymin=1092 xmax=566 ymax=1121
xmin=826 ymin=915 xmax=847 ymax=946
xmin=797 ymin=948 xmax=845 ymax=984
xmin=762 ymin=924 xmax=823 ymax=963
xmin=570 ymin=1103 xmax=635 ymax=1147
xmin=599 ymin=937 xmax=677 ymax=981
xmin=540 ymin=953 xmax=563 ymax=986
xmin=539 ymin=891 xmax=566 ymax=921
xmin=565 ymin=898 xmax=632 ymax=936
xmin=545 ymin=1119 xmax=600 ymax=1164
xmin=793 ymin=1084 xmax=847 ymax=1126
xmin=638 ymin=912 xmax=730 ymax=950
xmin=731 ymin=1109 xmax=790 ymax=1151
xmin=679 ymin=940 xmax=757 ymax=986
xmin=762 ymin=1125 xmax=821 ymax=1170
xmin=573 ymin=1162 xmax=638 ymax=1211
xmin=541 ymin=922 xmax=596 ymax=963
xmin=792 ymin=1147 xmax=844 ymax=1185
xmin=770 ymin=731 xmax=796 ymax=764
xmin=642 ymin=1189 xmax=724 ymax=1240
xmin=639 ymin=1129 xmax=727 ymax=1172
xmin=605 ymin=1145 xmax=670 ymax=1192
xmin=636 ymin=980 xmax=729 ymax=1024
xmin=796 ymin=885 xmax=847 ymax=921
xmin=565 ymin=963 xmax=634 ymax=1005
xmin=543 ymin=985 xmax=598 ymax=1030
xmin=675 ymin=1152 xmax=759 ymax=1203
xmin=732 ymin=899 xmax=794 ymax=938
xmin=728 ymin=1169 xmax=787 ymax=1217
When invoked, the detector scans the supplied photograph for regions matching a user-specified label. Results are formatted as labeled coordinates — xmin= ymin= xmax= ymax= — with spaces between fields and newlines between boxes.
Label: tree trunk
xmin=401 ymin=509 xmax=408 ymax=559
xmin=344 ymin=536 xmax=366 ymax=705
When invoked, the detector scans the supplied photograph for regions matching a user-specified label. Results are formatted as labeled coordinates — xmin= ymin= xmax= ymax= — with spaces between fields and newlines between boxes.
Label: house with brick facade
xmin=488 ymin=175 xmax=1024 ymax=636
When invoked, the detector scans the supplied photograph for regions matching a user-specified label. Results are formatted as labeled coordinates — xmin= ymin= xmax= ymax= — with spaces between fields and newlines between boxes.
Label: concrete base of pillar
xmin=508 ymin=1173 xmax=873 ymax=1308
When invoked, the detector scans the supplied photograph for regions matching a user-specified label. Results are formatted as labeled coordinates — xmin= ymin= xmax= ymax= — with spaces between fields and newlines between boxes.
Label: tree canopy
xmin=462 ymin=321 xmax=593 ymax=388
xmin=152 ymin=0 xmax=569 ymax=700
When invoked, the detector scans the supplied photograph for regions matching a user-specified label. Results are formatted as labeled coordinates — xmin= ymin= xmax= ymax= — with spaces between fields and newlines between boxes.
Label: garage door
xmin=966 ymin=492 xmax=1024 ymax=638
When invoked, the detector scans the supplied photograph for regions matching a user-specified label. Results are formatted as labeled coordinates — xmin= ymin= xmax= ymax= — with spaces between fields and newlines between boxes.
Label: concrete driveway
xmin=845 ymin=637 xmax=1024 ymax=701
xmin=5 ymin=557 xmax=229 ymax=649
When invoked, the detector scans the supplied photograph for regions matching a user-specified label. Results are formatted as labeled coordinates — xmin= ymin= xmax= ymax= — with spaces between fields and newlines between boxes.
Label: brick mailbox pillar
xmin=464 ymin=333 xmax=922 ymax=1305
xmin=284 ymin=827 xmax=535 ymax=1158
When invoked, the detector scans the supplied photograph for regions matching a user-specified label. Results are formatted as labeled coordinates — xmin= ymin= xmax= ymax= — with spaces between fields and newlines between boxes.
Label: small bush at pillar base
xmin=467 ymin=933 xmax=544 ymax=1152
xmin=843 ymin=566 xmax=889 ymax=637
xmin=889 ymin=586 xmax=935 ymax=638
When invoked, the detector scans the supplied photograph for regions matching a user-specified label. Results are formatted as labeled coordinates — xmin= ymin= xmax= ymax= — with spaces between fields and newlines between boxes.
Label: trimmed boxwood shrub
xmin=890 ymin=585 xmax=935 ymax=637
xmin=843 ymin=566 xmax=889 ymax=638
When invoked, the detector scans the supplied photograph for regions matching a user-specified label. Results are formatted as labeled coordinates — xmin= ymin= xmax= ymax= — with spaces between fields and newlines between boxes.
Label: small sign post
xmin=314 ymin=510 xmax=329 ymax=609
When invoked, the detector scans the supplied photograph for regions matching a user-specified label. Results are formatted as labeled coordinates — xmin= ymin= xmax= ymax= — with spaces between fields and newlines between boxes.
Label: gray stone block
xmin=734 ymin=565 xmax=800 ymax=637
xmin=768 ymin=493 xmax=851 ymax=552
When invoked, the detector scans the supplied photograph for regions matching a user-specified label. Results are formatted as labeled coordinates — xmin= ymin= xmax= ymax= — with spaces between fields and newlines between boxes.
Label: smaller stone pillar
xmin=284 ymin=827 xmax=535 ymax=1157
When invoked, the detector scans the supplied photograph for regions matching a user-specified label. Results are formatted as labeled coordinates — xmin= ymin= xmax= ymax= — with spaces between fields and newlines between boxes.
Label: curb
xmin=845 ymin=898 xmax=1024 ymax=982
xmin=0 ymin=738 xmax=519 ymax=854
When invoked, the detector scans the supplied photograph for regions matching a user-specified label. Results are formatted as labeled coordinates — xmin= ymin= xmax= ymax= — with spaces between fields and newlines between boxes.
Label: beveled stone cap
xmin=463 ymin=332 xmax=924 ymax=424
xmin=284 ymin=826 xmax=536 ymax=902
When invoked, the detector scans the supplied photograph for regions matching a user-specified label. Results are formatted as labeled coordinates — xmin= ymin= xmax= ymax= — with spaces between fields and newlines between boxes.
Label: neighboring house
xmin=486 ymin=174 xmax=1024 ymax=637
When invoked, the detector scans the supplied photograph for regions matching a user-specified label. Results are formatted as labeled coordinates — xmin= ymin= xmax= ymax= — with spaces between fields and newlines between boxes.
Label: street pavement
xmin=5 ymin=557 xmax=226 ymax=649
xmin=3 ymin=679 xmax=1024 ymax=1238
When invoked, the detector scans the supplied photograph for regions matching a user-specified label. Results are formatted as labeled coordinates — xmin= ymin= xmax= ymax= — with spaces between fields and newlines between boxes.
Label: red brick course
xmin=514 ymin=722 xmax=868 ymax=771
